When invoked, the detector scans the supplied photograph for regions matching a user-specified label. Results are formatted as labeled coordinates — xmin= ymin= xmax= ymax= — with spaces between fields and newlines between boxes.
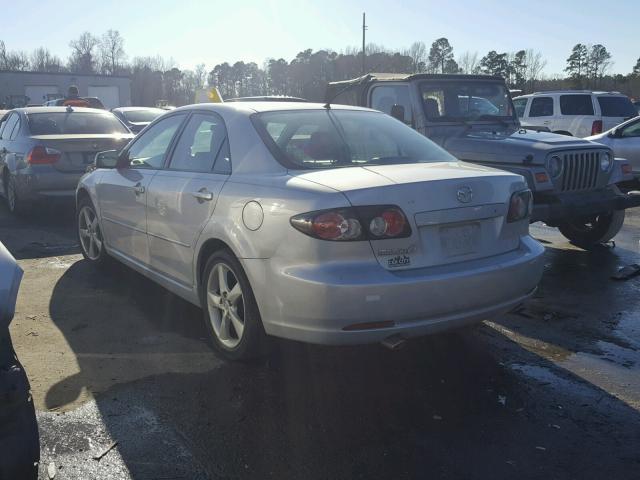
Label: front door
xmin=98 ymin=114 xmax=187 ymax=265
xmin=146 ymin=112 xmax=231 ymax=286
xmin=613 ymin=118 xmax=640 ymax=172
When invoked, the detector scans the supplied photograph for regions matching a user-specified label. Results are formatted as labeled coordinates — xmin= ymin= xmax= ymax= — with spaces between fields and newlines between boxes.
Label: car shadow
xmin=0 ymin=200 xmax=80 ymax=260
xmin=43 ymin=253 xmax=640 ymax=479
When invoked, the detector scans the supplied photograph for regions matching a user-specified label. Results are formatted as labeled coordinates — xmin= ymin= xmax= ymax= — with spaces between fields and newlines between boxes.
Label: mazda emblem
xmin=456 ymin=186 xmax=473 ymax=203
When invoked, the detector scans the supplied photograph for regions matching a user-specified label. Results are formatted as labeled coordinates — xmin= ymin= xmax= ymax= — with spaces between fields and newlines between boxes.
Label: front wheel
xmin=201 ymin=249 xmax=267 ymax=361
xmin=558 ymin=210 xmax=625 ymax=247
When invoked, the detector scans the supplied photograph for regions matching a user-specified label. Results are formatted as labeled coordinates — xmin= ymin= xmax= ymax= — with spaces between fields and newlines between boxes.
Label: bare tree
xmin=408 ymin=41 xmax=426 ymax=73
xmin=194 ymin=63 xmax=207 ymax=89
xmin=524 ymin=49 xmax=547 ymax=92
xmin=31 ymin=47 xmax=63 ymax=72
xmin=99 ymin=29 xmax=126 ymax=75
xmin=69 ymin=32 xmax=99 ymax=73
xmin=458 ymin=51 xmax=479 ymax=74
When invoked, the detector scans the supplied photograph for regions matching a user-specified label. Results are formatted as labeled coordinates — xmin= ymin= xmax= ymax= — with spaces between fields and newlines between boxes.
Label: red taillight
xmin=290 ymin=205 xmax=411 ymax=241
xmin=26 ymin=146 xmax=61 ymax=165
xmin=370 ymin=208 xmax=406 ymax=238
xmin=591 ymin=120 xmax=603 ymax=135
xmin=311 ymin=212 xmax=354 ymax=240
xmin=507 ymin=189 xmax=533 ymax=223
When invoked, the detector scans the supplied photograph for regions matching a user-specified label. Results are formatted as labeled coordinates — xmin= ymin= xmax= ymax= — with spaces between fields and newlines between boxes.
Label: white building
xmin=0 ymin=70 xmax=131 ymax=109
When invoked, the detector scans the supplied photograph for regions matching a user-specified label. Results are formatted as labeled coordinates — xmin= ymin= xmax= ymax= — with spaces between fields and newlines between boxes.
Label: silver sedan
xmin=77 ymin=102 xmax=545 ymax=360
xmin=586 ymin=116 xmax=640 ymax=180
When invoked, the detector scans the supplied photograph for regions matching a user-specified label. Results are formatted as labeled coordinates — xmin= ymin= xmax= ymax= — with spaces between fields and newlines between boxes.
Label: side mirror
xmin=390 ymin=104 xmax=406 ymax=123
xmin=609 ymin=129 xmax=623 ymax=138
xmin=94 ymin=150 xmax=119 ymax=169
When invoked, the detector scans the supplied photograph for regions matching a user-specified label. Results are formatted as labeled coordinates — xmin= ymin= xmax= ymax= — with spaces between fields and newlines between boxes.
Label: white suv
xmin=513 ymin=91 xmax=637 ymax=138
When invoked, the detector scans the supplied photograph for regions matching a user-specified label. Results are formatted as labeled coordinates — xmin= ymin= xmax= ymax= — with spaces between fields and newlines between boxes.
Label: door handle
xmin=133 ymin=183 xmax=145 ymax=195
xmin=192 ymin=188 xmax=213 ymax=202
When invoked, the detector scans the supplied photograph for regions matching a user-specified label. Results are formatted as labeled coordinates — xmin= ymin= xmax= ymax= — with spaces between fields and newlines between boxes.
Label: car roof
xmin=13 ymin=106 xmax=112 ymax=114
xmin=171 ymin=101 xmax=375 ymax=115
xmin=519 ymin=90 xmax=627 ymax=97
xmin=328 ymin=73 xmax=503 ymax=88
xmin=112 ymin=106 xmax=165 ymax=112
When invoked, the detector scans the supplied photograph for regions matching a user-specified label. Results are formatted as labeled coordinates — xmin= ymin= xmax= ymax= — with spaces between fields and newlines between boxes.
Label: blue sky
xmin=1 ymin=0 xmax=638 ymax=75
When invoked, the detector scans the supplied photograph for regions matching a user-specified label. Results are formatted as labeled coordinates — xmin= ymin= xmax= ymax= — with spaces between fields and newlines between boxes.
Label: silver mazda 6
xmin=76 ymin=102 xmax=545 ymax=360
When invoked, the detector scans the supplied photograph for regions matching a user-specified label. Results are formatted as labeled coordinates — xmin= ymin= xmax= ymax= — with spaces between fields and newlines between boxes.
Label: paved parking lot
xmin=2 ymin=201 xmax=639 ymax=479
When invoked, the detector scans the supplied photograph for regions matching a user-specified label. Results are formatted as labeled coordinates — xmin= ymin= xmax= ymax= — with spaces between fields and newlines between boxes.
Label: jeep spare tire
xmin=558 ymin=210 xmax=625 ymax=247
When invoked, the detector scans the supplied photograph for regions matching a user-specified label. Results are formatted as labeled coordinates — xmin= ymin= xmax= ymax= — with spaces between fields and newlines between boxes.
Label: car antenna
xmin=324 ymin=74 xmax=371 ymax=109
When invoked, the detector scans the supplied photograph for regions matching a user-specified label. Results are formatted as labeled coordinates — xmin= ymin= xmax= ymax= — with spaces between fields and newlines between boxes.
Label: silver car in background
xmin=0 ymin=107 xmax=133 ymax=214
xmin=77 ymin=102 xmax=545 ymax=360
xmin=586 ymin=115 xmax=640 ymax=183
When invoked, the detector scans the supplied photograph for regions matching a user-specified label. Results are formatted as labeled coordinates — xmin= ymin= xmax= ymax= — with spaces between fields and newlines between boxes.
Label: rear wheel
xmin=201 ymin=249 xmax=267 ymax=361
xmin=77 ymin=198 xmax=108 ymax=265
xmin=4 ymin=173 xmax=30 ymax=215
xmin=558 ymin=210 xmax=625 ymax=247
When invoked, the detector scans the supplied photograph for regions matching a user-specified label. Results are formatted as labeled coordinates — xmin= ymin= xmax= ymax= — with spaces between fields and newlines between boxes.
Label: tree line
xmin=1 ymin=32 xmax=639 ymax=107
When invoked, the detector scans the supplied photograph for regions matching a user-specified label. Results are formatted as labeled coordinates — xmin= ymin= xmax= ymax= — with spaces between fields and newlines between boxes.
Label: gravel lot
xmin=2 ymin=201 xmax=639 ymax=479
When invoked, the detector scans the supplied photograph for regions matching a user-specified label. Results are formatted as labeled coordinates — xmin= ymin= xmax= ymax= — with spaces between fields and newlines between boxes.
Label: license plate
xmin=440 ymin=223 xmax=480 ymax=257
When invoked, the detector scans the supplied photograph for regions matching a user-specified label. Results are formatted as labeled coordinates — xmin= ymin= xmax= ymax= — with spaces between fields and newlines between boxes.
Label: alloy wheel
xmin=78 ymin=206 xmax=103 ymax=260
xmin=6 ymin=176 xmax=16 ymax=211
xmin=206 ymin=262 xmax=245 ymax=349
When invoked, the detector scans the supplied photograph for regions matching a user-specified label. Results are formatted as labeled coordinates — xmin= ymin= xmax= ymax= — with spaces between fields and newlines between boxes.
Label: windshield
xmin=123 ymin=108 xmax=165 ymax=123
xmin=420 ymin=81 xmax=516 ymax=123
xmin=597 ymin=96 xmax=637 ymax=117
xmin=252 ymin=109 xmax=456 ymax=170
xmin=27 ymin=112 xmax=130 ymax=135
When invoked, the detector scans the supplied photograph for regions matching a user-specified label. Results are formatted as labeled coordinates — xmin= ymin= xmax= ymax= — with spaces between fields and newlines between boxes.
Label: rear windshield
xmin=252 ymin=109 xmax=456 ymax=170
xmin=122 ymin=109 xmax=165 ymax=123
xmin=597 ymin=96 xmax=637 ymax=117
xmin=27 ymin=112 xmax=129 ymax=135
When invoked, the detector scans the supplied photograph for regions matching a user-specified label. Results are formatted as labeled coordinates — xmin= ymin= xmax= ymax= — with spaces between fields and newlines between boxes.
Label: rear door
xmin=146 ymin=112 xmax=231 ymax=286
xmin=98 ymin=113 xmax=187 ymax=265
xmin=558 ymin=94 xmax=596 ymax=137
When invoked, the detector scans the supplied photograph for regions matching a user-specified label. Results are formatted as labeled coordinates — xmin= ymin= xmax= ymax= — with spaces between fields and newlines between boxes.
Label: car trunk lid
xmin=291 ymin=162 xmax=526 ymax=270
xmin=30 ymin=134 xmax=132 ymax=172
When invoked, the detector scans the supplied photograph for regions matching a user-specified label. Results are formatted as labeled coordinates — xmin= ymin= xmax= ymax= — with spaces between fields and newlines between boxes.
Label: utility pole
xmin=362 ymin=12 xmax=367 ymax=75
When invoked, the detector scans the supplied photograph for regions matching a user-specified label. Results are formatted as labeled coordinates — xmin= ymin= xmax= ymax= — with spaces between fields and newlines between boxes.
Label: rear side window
xmin=513 ymin=97 xmax=528 ymax=117
xmin=560 ymin=95 xmax=594 ymax=115
xmin=529 ymin=97 xmax=553 ymax=117
xmin=597 ymin=96 xmax=637 ymax=117
xmin=371 ymin=85 xmax=413 ymax=125
xmin=27 ymin=112 xmax=130 ymax=135
xmin=169 ymin=113 xmax=230 ymax=174
xmin=1 ymin=114 xmax=19 ymax=140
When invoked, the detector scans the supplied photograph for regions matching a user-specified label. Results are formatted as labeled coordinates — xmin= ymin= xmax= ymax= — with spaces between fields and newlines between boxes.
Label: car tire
xmin=77 ymin=198 xmax=109 ymax=266
xmin=200 ymin=249 xmax=268 ymax=361
xmin=3 ymin=173 xmax=31 ymax=215
xmin=558 ymin=210 xmax=625 ymax=247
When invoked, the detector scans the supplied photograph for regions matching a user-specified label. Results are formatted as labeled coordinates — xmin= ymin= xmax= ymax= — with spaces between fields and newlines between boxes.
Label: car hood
xmin=289 ymin=161 xmax=517 ymax=192
xmin=441 ymin=127 xmax=604 ymax=165
xmin=0 ymin=242 xmax=22 ymax=327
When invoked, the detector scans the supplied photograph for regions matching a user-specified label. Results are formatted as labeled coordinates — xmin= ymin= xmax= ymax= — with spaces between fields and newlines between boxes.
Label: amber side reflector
xmin=622 ymin=164 xmax=632 ymax=174
xmin=342 ymin=321 xmax=395 ymax=331
xmin=535 ymin=172 xmax=549 ymax=183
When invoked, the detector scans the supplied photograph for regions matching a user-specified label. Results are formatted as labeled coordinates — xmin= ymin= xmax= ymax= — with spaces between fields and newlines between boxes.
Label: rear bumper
xmin=12 ymin=168 xmax=83 ymax=201
xmin=245 ymin=236 xmax=545 ymax=345
xmin=531 ymin=188 xmax=640 ymax=225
